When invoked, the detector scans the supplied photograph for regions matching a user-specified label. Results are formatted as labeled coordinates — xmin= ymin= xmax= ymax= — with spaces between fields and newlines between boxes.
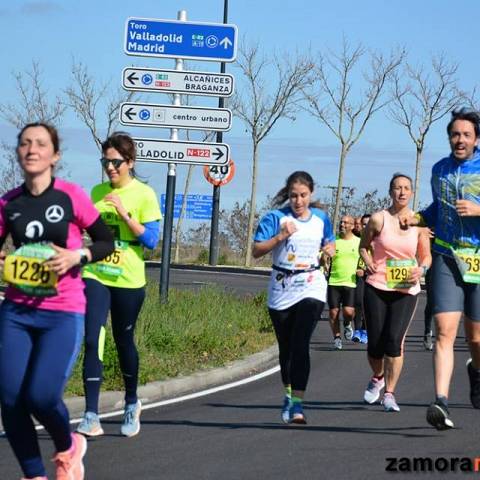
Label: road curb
xmin=66 ymin=345 xmax=279 ymax=418
xmin=146 ymin=261 xmax=271 ymax=276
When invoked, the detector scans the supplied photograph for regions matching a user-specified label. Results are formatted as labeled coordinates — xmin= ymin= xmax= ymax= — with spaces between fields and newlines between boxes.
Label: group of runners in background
xmin=0 ymin=107 xmax=479 ymax=479
xmin=254 ymin=108 xmax=480 ymax=428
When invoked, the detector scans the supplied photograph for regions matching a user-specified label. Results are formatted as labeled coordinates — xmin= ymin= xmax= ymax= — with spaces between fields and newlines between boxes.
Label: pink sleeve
xmin=55 ymin=179 xmax=99 ymax=229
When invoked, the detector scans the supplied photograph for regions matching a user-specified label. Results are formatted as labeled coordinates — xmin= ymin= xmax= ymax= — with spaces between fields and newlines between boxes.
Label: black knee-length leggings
xmin=269 ymin=297 xmax=324 ymax=391
xmin=364 ymin=283 xmax=418 ymax=358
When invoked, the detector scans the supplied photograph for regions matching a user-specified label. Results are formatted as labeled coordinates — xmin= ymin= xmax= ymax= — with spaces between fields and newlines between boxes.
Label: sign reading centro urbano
xmin=120 ymin=102 xmax=232 ymax=131
xmin=124 ymin=17 xmax=237 ymax=62
xmin=133 ymin=137 xmax=230 ymax=166
xmin=122 ymin=67 xmax=234 ymax=97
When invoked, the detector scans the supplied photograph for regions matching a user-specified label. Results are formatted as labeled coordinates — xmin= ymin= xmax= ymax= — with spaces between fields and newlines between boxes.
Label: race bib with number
xmin=2 ymin=243 xmax=58 ymax=296
xmin=386 ymin=258 xmax=416 ymax=289
xmin=451 ymin=247 xmax=480 ymax=284
xmin=92 ymin=240 xmax=127 ymax=277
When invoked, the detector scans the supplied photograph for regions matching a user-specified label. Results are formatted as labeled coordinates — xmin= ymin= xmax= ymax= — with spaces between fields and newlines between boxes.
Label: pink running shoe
xmin=52 ymin=433 xmax=87 ymax=480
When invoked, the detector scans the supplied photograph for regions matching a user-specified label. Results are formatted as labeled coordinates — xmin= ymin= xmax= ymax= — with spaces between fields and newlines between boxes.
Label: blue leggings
xmin=0 ymin=300 xmax=84 ymax=478
xmin=83 ymin=279 xmax=145 ymax=413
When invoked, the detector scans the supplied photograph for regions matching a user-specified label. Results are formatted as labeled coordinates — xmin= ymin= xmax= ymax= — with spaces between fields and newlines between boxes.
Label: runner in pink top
xmin=0 ymin=123 xmax=114 ymax=480
xmin=359 ymin=173 xmax=431 ymax=412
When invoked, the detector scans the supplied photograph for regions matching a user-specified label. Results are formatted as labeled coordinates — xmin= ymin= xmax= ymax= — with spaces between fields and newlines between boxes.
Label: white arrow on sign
xmin=122 ymin=67 xmax=234 ymax=97
xmin=133 ymin=137 xmax=230 ymax=166
xmin=120 ymin=102 xmax=232 ymax=131
xmin=220 ymin=37 xmax=232 ymax=49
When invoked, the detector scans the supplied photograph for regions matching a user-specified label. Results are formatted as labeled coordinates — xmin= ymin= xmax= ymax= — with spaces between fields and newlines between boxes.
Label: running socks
xmin=285 ymin=385 xmax=292 ymax=398
xmin=436 ymin=395 xmax=448 ymax=408
xmin=291 ymin=395 xmax=302 ymax=405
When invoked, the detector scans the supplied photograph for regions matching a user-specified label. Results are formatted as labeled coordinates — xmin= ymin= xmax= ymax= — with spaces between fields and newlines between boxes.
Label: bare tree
xmin=64 ymin=59 xmax=137 ymax=180
xmin=303 ymin=39 xmax=404 ymax=228
xmin=0 ymin=144 xmax=24 ymax=195
xmin=232 ymin=41 xmax=314 ymax=266
xmin=464 ymin=86 xmax=479 ymax=112
xmin=389 ymin=55 xmax=462 ymax=209
xmin=0 ymin=61 xmax=66 ymax=194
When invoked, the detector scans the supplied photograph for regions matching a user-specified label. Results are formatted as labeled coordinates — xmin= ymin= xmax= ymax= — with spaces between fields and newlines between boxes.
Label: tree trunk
xmin=332 ymin=144 xmax=348 ymax=229
xmin=174 ymin=165 xmax=194 ymax=263
xmin=413 ymin=147 xmax=423 ymax=212
xmin=245 ymin=141 xmax=259 ymax=267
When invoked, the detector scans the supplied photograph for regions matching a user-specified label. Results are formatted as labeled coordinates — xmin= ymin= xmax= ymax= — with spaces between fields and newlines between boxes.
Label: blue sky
xmin=0 ymin=0 xmax=478 ymax=217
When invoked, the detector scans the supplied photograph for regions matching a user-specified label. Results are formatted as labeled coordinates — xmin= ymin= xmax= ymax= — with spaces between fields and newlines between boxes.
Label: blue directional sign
xmin=160 ymin=194 xmax=213 ymax=220
xmin=125 ymin=17 xmax=237 ymax=62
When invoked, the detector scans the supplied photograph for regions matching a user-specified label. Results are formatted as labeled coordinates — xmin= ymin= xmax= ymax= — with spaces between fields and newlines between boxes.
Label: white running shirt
xmin=254 ymin=207 xmax=335 ymax=310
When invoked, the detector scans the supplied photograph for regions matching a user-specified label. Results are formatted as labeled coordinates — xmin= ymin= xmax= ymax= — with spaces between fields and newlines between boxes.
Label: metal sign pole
xmin=209 ymin=0 xmax=228 ymax=266
xmin=160 ymin=9 xmax=186 ymax=303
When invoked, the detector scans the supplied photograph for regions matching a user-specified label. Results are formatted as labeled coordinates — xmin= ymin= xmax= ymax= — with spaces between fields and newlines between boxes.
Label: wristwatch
xmin=421 ymin=265 xmax=428 ymax=276
xmin=77 ymin=248 xmax=89 ymax=266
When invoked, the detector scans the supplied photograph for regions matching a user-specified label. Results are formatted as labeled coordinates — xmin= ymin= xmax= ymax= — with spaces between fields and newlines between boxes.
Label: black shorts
xmin=327 ymin=285 xmax=356 ymax=308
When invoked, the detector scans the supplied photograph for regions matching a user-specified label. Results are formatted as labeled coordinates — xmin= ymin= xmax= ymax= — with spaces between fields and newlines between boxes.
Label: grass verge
xmin=66 ymin=282 xmax=274 ymax=396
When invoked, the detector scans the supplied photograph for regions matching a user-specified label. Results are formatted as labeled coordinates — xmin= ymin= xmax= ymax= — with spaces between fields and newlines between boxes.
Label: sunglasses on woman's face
xmin=100 ymin=158 xmax=128 ymax=169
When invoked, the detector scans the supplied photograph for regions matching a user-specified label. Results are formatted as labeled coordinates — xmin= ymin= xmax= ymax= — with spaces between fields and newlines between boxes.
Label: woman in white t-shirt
xmin=253 ymin=171 xmax=335 ymax=424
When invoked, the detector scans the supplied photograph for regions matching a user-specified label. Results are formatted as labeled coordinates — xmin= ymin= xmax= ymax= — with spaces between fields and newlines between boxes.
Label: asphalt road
xmin=0 ymin=270 xmax=478 ymax=479
xmin=147 ymin=264 xmax=270 ymax=296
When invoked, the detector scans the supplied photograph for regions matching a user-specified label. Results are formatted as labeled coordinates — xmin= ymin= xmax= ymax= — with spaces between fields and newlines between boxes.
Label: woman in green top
xmin=77 ymin=132 xmax=161 ymax=438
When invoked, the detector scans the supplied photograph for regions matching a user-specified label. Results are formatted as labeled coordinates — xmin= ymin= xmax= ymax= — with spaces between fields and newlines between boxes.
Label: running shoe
xmin=344 ymin=323 xmax=353 ymax=341
xmin=290 ymin=402 xmax=307 ymax=424
xmin=382 ymin=392 xmax=400 ymax=412
xmin=423 ymin=332 xmax=433 ymax=351
xmin=281 ymin=396 xmax=292 ymax=424
xmin=426 ymin=401 xmax=454 ymax=430
xmin=52 ymin=432 xmax=87 ymax=480
xmin=76 ymin=411 xmax=104 ymax=437
xmin=466 ymin=358 xmax=480 ymax=409
xmin=363 ymin=376 xmax=385 ymax=404
xmin=360 ymin=330 xmax=368 ymax=344
xmin=333 ymin=337 xmax=343 ymax=350
xmin=21 ymin=477 xmax=48 ymax=480
xmin=121 ymin=400 xmax=142 ymax=437
xmin=352 ymin=330 xmax=362 ymax=343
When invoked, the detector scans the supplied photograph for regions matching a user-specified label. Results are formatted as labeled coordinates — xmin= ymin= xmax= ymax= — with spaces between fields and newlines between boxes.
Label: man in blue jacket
xmin=402 ymin=109 xmax=480 ymax=430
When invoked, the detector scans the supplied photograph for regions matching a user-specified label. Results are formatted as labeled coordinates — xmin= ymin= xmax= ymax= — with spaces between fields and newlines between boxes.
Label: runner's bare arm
xmin=409 ymin=229 xmax=432 ymax=283
xmin=359 ymin=211 xmax=382 ymax=274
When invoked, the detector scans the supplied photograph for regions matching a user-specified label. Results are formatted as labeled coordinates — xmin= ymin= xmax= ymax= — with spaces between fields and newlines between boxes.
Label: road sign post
xmin=209 ymin=0 xmax=230 ymax=266
xmin=121 ymin=9 xmax=237 ymax=298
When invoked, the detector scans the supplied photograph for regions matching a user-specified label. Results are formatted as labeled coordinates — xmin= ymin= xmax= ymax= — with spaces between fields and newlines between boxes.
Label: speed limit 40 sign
xmin=203 ymin=159 xmax=235 ymax=186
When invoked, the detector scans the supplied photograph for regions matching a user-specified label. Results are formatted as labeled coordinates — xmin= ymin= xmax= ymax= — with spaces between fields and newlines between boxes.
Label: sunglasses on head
xmin=100 ymin=158 xmax=128 ymax=169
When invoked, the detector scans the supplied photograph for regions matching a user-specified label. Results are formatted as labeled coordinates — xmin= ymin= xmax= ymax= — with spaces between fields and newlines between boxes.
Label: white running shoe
xmin=364 ymin=376 xmax=385 ymax=404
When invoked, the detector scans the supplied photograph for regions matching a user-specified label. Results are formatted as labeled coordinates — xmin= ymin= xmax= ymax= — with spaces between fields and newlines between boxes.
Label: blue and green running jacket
xmin=420 ymin=147 xmax=480 ymax=257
